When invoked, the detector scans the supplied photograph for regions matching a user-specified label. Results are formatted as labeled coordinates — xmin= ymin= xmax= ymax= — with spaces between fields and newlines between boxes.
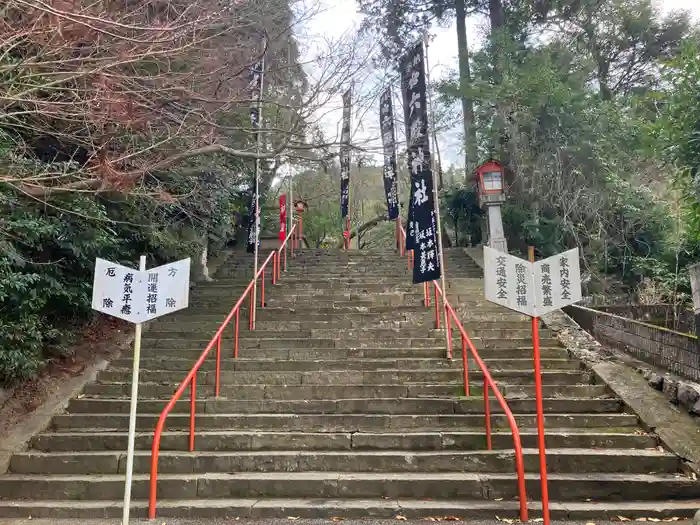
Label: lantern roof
xmin=475 ymin=159 xmax=503 ymax=175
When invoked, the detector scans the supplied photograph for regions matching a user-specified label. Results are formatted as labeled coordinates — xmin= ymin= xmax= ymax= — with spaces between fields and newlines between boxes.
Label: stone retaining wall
xmin=594 ymin=304 xmax=694 ymax=334
xmin=565 ymin=304 xmax=700 ymax=381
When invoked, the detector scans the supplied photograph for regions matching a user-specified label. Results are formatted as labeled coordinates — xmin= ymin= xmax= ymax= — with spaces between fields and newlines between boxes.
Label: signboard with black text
xmin=340 ymin=88 xmax=352 ymax=218
xmin=379 ymin=87 xmax=399 ymax=220
xmin=400 ymin=41 xmax=440 ymax=284
xmin=483 ymin=246 xmax=581 ymax=317
xmin=246 ymin=58 xmax=264 ymax=254
xmin=91 ymin=258 xmax=190 ymax=323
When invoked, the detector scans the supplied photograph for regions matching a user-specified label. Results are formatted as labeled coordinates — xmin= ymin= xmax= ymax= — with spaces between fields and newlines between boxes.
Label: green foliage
xmin=653 ymin=38 xmax=700 ymax=234
xmin=442 ymin=185 xmax=482 ymax=247
xmin=0 ymin=169 xmax=248 ymax=386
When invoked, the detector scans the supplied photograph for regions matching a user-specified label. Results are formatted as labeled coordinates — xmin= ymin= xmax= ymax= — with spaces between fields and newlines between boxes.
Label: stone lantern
xmin=474 ymin=160 xmax=508 ymax=253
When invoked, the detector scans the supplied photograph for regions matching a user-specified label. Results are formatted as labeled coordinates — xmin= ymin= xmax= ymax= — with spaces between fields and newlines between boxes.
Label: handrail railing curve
xmin=398 ymin=223 xmax=528 ymax=521
xmin=148 ymin=224 xmax=298 ymax=519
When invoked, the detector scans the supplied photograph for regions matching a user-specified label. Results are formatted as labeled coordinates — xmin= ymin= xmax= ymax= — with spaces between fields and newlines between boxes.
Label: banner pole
xmin=423 ymin=33 xmax=450 ymax=358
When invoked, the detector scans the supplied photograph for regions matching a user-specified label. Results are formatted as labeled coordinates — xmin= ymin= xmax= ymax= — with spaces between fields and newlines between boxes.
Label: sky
xmin=299 ymin=0 xmax=700 ymax=169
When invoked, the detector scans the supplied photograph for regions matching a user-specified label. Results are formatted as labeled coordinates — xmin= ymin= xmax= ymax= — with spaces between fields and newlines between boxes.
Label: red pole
xmin=188 ymin=375 xmax=196 ymax=452
xmin=461 ymin=334 xmax=469 ymax=396
xmin=234 ymin=309 xmax=240 ymax=358
xmin=248 ymin=288 xmax=254 ymax=330
xmin=215 ymin=335 xmax=221 ymax=397
xmin=433 ymin=283 xmax=440 ymax=329
xmin=261 ymin=267 xmax=265 ymax=308
xmin=299 ymin=213 xmax=303 ymax=249
xmin=272 ymin=252 xmax=277 ymax=285
xmin=445 ymin=305 xmax=453 ymax=360
xmin=483 ymin=384 xmax=492 ymax=450
xmin=529 ymin=246 xmax=550 ymax=525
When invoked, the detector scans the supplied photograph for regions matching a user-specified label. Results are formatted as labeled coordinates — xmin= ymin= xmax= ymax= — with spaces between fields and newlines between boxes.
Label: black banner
xmin=340 ymin=88 xmax=352 ymax=218
xmin=400 ymin=41 xmax=441 ymax=284
xmin=246 ymin=59 xmax=264 ymax=254
xmin=379 ymin=88 xmax=399 ymax=220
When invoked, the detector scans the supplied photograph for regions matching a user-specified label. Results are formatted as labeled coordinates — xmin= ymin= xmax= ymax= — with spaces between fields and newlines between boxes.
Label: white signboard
xmin=533 ymin=248 xmax=581 ymax=317
xmin=141 ymin=259 xmax=191 ymax=322
xmin=483 ymin=247 xmax=535 ymax=316
xmin=91 ymin=257 xmax=190 ymax=324
xmin=484 ymin=246 xmax=581 ymax=317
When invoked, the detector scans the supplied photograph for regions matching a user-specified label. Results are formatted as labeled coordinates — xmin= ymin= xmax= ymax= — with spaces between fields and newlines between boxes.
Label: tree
xmin=551 ymin=0 xmax=692 ymax=100
xmin=357 ymin=0 xmax=478 ymax=172
xmin=0 ymin=0 xmax=373 ymax=199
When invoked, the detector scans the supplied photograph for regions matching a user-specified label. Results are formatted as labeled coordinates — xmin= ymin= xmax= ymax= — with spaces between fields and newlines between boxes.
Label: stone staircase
xmin=0 ymin=248 xmax=699 ymax=519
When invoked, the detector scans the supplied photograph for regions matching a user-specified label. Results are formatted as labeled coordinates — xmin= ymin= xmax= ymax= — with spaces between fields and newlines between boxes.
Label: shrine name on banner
xmin=400 ymin=41 xmax=440 ymax=284
xmin=246 ymin=58 xmax=264 ymax=254
xmin=379 ymin=87 xmax=399 ymax=220
xmin=279 ymin=194 xmax=287 ymax=241
xmin=483 ymin=246 xmax=582 ymax=317
xmin=340 ymin=88 xmax=352 ymax=218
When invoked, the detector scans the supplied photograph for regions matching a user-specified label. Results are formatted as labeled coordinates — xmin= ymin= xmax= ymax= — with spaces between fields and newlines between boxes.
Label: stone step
xmin=30 ymin=429 xmax=652 ymax=453
xmin=49 ymin=412 xmax=640 ymax=432
xmin=65 ymin=397 xmax=623 ymax=416
xmin=155 ymin=306 xmax=428 ymax=322
xmin=152 ymin=318 xmax=534 ymax=331
xmin=123 ymin=346 xmax=568 ymax=361
xmin=8 ymin=448 xmax=679 ymax=476
xmin=108 ymin=357 xmax=578 ymax=373
xmin=3 ymin=472 xmax=696 ymax=505
xmin=82 ymin=382 xmax=609 ymax=400
xmin=248 ymin=308 xmax=530 ymax=322
xmin=95 ymin=369 xmax=585 ymax=386
xmin=141 ymin=327 xmax=550 ymax=340
xmin=137 ymin=337 xmax=562 ymax=350
xmin=195 ymin=284 xmax=429 ymax=296
xmin=1 ymin=497 xmax=698 ymax=520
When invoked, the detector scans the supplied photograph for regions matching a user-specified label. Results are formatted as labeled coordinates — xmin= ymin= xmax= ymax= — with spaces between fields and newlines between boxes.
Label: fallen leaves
xmin=423 ymin=517 xmax=462 ymax=522
xmin=287 ymin=517 xmax=300 ymax=521
xmin=613 ymin=518 xmax=681 ymax=523
xmin=330 ymin=517 xmax=345 ymax=522
xmin=395 ymin=516 xmax=408 ymax=521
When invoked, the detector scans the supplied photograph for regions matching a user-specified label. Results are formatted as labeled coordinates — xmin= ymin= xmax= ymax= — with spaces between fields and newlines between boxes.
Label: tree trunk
xmin=335 ymin=214 xmax=388 ymax=248
xmin=455 ymin=0 xmax=478 ymax=176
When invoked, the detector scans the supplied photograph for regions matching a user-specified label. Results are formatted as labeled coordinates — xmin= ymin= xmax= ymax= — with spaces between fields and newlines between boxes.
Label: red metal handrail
xmin=148 ymin=224 xmax=298 ymax=519
xmin=398 ymin=224 xmax=528 ymax=521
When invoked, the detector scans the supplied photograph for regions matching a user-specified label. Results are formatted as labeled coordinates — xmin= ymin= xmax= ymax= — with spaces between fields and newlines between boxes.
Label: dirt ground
xmin=0 ymin=315 xmax=131 ymax=439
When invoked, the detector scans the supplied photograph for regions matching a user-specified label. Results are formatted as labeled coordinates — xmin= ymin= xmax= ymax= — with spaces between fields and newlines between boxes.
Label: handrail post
xmin=189 ymin=375 xmax=196 ymax=452
xmin=261 ymin=267 xmax=265 ymax=308
xmin=461 ymin=334 xmax=469 ymax=396
xmin=483 ymin=384 xmax=492 ymax=450
xmin=424 ymin=282 xmax=429 ymax=307
xmin=249 ymin=286 xmax=254 ymax=330
xmin=234 ymin=309 xmax=240 ymax=358
xmin=433 ymin=282 xmax=440 ymax=329
xmin=445 ymin=305 xmax=453 ymax=360
xmin=215 ymin=335 xmax=221 ymax=397
xmin=272 ymin=252 xmax=277 ymax=285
